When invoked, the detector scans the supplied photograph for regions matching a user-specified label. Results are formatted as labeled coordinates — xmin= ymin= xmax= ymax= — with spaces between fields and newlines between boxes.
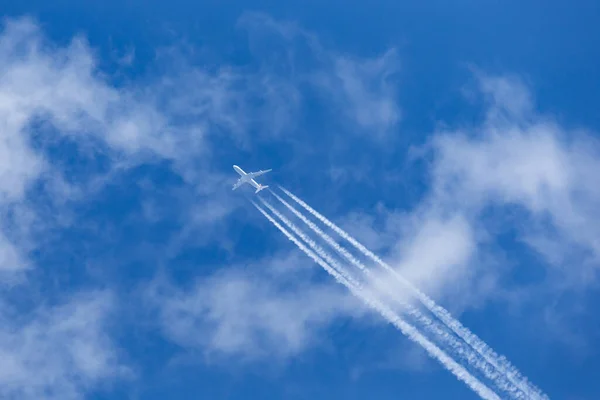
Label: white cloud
xmin=318 ymin=49 xmax=401 ymax=138
xmin=147 ymin=253 xmax=364 ymax=361
xmin=0 ymin=231 xmax=27 ymax=274
xmin=340 ymin=73 xmax=600 ymax=324
xmin=0 ymin=15 xmax=304 ymax=193
xmin=347 ymin=204 xmax=498 ymax=315
xmin=0 ymin=14 xmax=272 ymax=397
xmin=239 ymin=12 xmax=401 ymax=140
xmin=0 ymin=15 xmax=283 ymax=272
xmin=0 ymin=291 xmax=129 ymax=400
xmin=431 ymin=74 xmax=600 ymax=278
xmin=391 ymin=214 xmax=476 ymax=299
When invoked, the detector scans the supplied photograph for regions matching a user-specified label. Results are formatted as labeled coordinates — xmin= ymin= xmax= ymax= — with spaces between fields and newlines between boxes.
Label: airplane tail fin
xmin=255 ymin=185 xmax=269 ymax=194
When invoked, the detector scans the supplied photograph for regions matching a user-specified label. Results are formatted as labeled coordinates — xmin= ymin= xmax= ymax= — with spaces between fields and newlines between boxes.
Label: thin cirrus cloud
xmin=147 ymin=253 xmax=364 ymax=361
xmin=0 ymin=291 xmax=130 ymax=400
xmin=430 ymin=74 xmax=600 ymax=278
xmin=341 ymin=73 xmax=600 ymax=327
xmin=239 ymin=12 xmax=401 ymax=139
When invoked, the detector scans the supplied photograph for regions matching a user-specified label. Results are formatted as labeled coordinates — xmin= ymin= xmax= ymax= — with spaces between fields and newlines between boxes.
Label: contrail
xmin=269 ymin=190 xmax=524 ymax=398
xmin=252 ymin=199 xmax=501 ymax=400
xmin=278 ymin=186 xmax=548 ymax=400
xmin=258 ymin=197 xmax=361 ymax=289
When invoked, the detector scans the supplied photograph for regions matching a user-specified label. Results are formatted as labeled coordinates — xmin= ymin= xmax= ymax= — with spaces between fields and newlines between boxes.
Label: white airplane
xmin=232 ymin=165 xmax=272 ymax=193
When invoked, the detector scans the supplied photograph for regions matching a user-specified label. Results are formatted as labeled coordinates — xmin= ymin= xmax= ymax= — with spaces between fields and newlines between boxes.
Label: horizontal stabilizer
xmin=256 ymin=185 xmax=269 ymax=194
xmin=232 ymin=180 xmax=243 ymax=190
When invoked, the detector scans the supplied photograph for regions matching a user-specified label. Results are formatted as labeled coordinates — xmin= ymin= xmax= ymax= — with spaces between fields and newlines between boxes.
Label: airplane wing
xmin=232 ymin=179 xmax=244 ymax=190
xmin=245 ymin=169 xmax=272 ymax=179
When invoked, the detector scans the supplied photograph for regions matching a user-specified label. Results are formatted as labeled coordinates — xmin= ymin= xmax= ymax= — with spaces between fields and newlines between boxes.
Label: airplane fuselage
xmin=232 ymin=164 xmax=270 ymax=193
xmin=233 ymin=165 xmax=246 ymax=176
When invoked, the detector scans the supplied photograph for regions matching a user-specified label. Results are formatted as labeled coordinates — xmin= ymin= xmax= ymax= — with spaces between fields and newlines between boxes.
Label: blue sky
xmin=0 ymin=0 xmax=599 ymax=399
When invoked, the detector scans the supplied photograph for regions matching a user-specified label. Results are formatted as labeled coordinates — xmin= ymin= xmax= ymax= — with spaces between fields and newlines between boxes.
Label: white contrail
xmin=278 ymin=186 xmax=548 ymax=400
xmin=252 ymin=199 xmax=501 ymax=400
xmin=259 ymin=197 xmax=361 ymax=288
xmin=269 ymin=190 xmax=524 ymax=398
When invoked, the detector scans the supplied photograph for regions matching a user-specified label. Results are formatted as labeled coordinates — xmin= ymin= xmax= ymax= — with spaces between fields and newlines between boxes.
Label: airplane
xmin=232 ymin=165 xmax=272 ymax=193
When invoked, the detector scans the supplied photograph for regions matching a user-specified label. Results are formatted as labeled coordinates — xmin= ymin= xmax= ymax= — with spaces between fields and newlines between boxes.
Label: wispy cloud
xmin=0 ymin=15 xmax=264 ymax=398
xmin=0 ymin=13 xmax=303 ymax=273
xmin=239 ymin=12 xmax=401 ymax=140
xmin=0 ymin=291 xmax=129 ymax=400
xmin=390 ymin=213 xmax=477 ymax=300
xmin=146 ymin=254 xmax=362 ymax=361
xmin=316 ymin=49 xmax=401 ymax=138
xmin=338 ymin=72 xmax=600 ymax=345
xmin=431 ymin=74 xmax=600 ymax=285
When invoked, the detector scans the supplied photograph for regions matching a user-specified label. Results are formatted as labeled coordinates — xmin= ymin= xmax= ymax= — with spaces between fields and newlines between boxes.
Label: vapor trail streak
xmin=258 ymin=198 xmax=360 ymax=288
xmin=270 ymin=190 xmax=524 ymax=398
xmin=252 ymin=199 xmax=501 ymax=400
xmin=279 ymin=186 xmax=548 ymax=400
